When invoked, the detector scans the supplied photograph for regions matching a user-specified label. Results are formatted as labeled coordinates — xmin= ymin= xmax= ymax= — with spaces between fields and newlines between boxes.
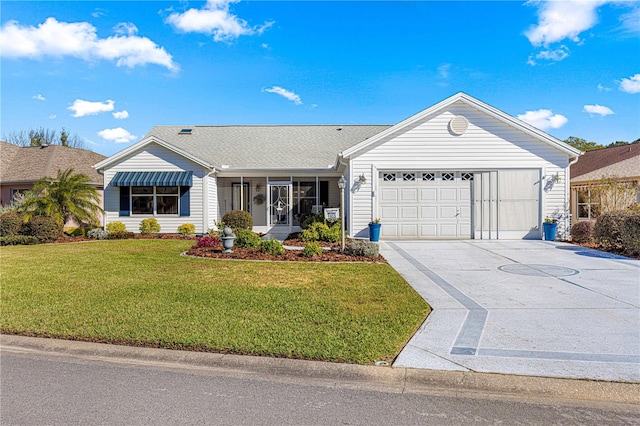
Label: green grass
xmin=1 ymin=240 xmax=430 ymax=364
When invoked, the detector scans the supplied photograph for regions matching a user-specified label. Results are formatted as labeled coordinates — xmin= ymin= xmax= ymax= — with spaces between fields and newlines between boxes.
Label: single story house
xmin=94 ymin=92 xmax=581 ymax=240
xmin=0 ymin=141 xmax=106 ymax=226
xmin=570 ymin=142 xmax=640 ymax=222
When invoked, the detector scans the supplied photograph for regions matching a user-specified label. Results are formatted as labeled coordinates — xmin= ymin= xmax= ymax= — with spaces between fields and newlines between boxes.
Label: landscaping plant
xmin=570 ymin=221 xmax=594 ymax=243
xmin=234 ymin=228 xmax=262 ymax=248
xmin=0 ymin=212 xmax=23 ymax=237
xmin=194 ymin=235 xmax=220 ymax=248
xmin=87 ymin=228 xmax=110 ymax=240
xmin=302 ymin=242 xmax=324 ymax=258
xmin=346 ymin=240 xmax=379 ymax=258
xmin=106 ymin=221 xmax=127 ymax=233
xmin=222 ymin=210 xmax=253 ymax=230
xmin=23 ymin=215 xmax=63 ymax=243
xmin=260 ymin=238 xmax=285 ymax=256
xmin=139 ymin=218 xmax=161 ymax=234
xmin=177 ymin=223 xmax=196 ymax=235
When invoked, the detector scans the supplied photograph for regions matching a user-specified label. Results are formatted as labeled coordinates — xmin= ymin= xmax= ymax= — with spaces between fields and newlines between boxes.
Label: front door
xmin=268 ymin=183 xmax=291 ymax=226
xmin=232 ymin=183 xmax=250 ymax=213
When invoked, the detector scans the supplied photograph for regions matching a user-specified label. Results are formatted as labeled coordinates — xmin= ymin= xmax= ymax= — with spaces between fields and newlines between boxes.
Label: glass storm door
xmin=269 ymin=184 xmax=291 ymax=226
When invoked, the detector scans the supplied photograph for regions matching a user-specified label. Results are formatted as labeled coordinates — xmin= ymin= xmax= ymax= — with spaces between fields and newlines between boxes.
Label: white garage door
xmin=379 ymin=171 xmax=472 ymax=239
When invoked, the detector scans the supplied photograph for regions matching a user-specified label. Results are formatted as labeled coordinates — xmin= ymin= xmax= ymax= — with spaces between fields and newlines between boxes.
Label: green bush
xmin=570 ymin=221 xmax=594 ymax=243
xmin=300 ymin=221 xmax=342 ymax=243
xmin=222 ymin=210 xmax=253 ymax=230
xmin=302 ymin=242 xmax=324 ymax=258
xmin=139 ymin=218 xmax=161 ymax=234
xmin=106 ymin=221 xmax=127 ymax=233
xmin=0 ymin=235 xmax=39 ymax=246
xmin=177 ymin=223 xmax=196 ymax=235
xmin=593 ymin=210 xmax=640 ymax=257
xmin=301 ymin=214 xmax=325 ymax=230
xmin=234 ymin=228 xmax=262 ymax=248
xmin=108 ymin=231 xmax=135 ymax=240
xmin=346 ymin=240 xmax=379 ymax=258
xmin=0 ymin=212 xmax=23 ymax=237
xmin=260 ymin=238 xmax=285 ymax=256
xmin=320 ymin=222 xmax=342 ymax=243
xmin=64 ymin=227 xmax=85 ymax=237
xmin=23 ymin=215 xmax=63 ymax=243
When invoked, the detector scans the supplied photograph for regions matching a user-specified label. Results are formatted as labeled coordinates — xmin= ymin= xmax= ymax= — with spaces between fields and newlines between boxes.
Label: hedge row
xmin=593 ymin=210 xmax=640 ymax=258
xmin=0 ymin=212 xmax=62 ymax=244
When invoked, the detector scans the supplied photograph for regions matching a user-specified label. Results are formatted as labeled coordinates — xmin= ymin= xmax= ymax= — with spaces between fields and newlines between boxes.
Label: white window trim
xmin=130 ymin=185 xmax=180 ymax=217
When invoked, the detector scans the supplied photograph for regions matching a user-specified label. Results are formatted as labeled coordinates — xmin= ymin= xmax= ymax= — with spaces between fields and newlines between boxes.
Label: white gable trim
xmin=341 ymin=92 xmax=582 ymax=159
xmin=94 ymin=136 xmax=214 ymax=171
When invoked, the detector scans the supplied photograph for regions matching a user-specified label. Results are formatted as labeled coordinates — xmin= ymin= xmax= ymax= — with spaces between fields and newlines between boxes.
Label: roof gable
xmin=341 ymin=92 xmax=582 ymax=159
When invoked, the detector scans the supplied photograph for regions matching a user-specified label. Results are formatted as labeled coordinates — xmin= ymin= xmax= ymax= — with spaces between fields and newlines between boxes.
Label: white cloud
xmin=68 ymin=99 xmax=115 ymax=117
xmin=619 ymin=7 xmax=640 ymax=34
xmin=438 ymin=63 xmax=451 ymax=79
xmin=517 ymin=109 xmax=568 ymax=130
xmin=32 ymin=93 xmax=45 ymax=101
xmin=48 ymin=114 xmax=56 ymax=119
xmin=619 ymin=73 xmax=640 ymax=94
xmin=98 ymin=127 xmax=136 ymax=143
xmin=113 ymin=110 xmax=129 ymax=119
xmin=263 ymin=86 xmax=302 ymax=105
xmin=535 ymin=46 xmax=569 ymax=62
xmin=597 ymin=83 xmax=612 ymax=92
xmin=166 ymin=0 xmax=273 ymax=42
xmin=525 ymin=0 xmax=608 ymax=47
xmin=583 ymin=104 xmax=615 ymax=116
xmin=0 ymin=18 xmax=178 ymax=72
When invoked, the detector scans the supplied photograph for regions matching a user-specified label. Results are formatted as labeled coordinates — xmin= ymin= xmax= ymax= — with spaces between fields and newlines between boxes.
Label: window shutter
xmin=180 ymin=187 xmax=190 ymax=216
xmin=119 ymin=186 xmax=130 ymax=216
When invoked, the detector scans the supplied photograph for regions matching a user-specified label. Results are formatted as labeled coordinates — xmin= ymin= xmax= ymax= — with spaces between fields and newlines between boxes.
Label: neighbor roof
xmin=571 ymin=142 xmax=640 ymax=182
xmin=0 ymin=142 xmax=106 ymax=185
xmin=141 ymin=125 xmax=392 ymax=170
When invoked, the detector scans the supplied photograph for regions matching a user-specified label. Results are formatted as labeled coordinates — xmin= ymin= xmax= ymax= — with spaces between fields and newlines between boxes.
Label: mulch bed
xmin=53 ymin=233 xmax=197 ymax=243
xmin=185 ymin=246 xmax=386 ymax=263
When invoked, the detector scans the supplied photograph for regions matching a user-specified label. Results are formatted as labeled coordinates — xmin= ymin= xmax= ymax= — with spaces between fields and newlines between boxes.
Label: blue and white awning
xmin=111 ymin=171 xmax=193 ymax=187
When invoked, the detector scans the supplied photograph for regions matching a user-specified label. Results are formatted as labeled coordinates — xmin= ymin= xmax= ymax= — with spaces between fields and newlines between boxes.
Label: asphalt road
xmin=2 ymin=350 xmax=638 ymax=425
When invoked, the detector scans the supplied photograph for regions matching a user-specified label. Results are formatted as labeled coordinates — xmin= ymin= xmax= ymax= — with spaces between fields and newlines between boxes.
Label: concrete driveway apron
xmin=381 ymin=240 xmax=640 ymax=382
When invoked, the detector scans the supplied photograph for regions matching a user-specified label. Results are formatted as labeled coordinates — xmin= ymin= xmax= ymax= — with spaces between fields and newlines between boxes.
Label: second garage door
xmin=379 ymin=171 xmax=472 ymax=239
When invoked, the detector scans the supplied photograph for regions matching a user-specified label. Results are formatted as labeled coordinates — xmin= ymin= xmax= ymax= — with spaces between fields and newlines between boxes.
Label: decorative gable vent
xmin=449 ymin=116 xmax=468 ymax=136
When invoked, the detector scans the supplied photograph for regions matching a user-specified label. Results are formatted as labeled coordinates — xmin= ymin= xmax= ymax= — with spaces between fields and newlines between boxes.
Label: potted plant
xmin=543 ymin=217 xmax=558 ymax=241
xmin=368 ymin=218 xmax=381 ymax=242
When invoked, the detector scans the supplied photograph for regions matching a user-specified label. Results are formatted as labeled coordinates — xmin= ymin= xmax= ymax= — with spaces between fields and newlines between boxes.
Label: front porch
xmin=216 ymin=176 xmax=342 ymax=234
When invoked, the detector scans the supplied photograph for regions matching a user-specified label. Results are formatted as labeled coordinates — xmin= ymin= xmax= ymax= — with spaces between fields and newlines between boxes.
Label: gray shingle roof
xmin=571 ymin=142 xmax=640 ymax=182
xmin=0 ymin=142 xmax=106 ymax=185
xmin=145 ymin=125 xmax=392 ymax=170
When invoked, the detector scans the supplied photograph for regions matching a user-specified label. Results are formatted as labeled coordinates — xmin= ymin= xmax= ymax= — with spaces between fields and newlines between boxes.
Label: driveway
xmin=380 ymin=240 xmax=640 ymax=382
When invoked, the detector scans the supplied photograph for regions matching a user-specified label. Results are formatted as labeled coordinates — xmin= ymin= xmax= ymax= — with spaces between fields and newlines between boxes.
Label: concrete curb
xmin=2 ymin=334 xmax=638 ymax=405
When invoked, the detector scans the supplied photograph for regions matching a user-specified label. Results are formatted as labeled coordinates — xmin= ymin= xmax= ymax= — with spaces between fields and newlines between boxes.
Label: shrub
xmin=346 ymin=240 xmax=379 ymax=258
xmin=320 ymin=222 xmax=342 ymax=243
xmin=301 ymin=214 xmax=325 ymax=230
xmin=108 ymin=231 xmax=134 ymax=240
xmin=0 ymin=212 xmax=23 ymax=237
xmin=300 ymin=222 xmax=322 ymax=242
xmin=260 ymin=238 xmax=285 ymax=256
xmin=570 ymin=221 xmax=594 ymax=243
xmin=177 ymin=223 xmax=196 ymax=235
xmin=0 ymin=235 xmax=39 ymax=246
xmin=139 ymin=218 xmax=161 ymax=234
xmin=106 ymin=222 xmax=127 ymax=233
xmin=593 ymin=210 xmax=640 ymax=257
xmin=222 ymin=210 xmax=253 ymax=230
xmin=302 ymin=242 xmax=324 ymax=258
xmin=301 ymin=222 xmax=342 ymax=243
xmin=23 ymin=215 xmax=63 ymax=243
xmin=234 ymin=228 xmax=262 ymax=248
xmin=87 ymin=228 xmax=110 ymax=240
xmin=64 ymin=227 xmax=85 ymax=237
xmin=194 ymin=235 xmax=220 ymax=248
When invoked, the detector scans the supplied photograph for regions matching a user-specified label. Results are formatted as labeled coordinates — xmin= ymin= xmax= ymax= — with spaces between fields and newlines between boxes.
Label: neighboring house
xmin=94 ymin=93 xmax=581 ymax=240
xmin=0 ymin=141 xmax=106 ymax=226
xmin=570 ymin=142 xmax=640 ymax=222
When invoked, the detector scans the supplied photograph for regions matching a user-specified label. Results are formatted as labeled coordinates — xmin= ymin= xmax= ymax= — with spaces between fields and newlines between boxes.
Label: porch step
xmin=261 ymin=232 xmax=290 ymax=242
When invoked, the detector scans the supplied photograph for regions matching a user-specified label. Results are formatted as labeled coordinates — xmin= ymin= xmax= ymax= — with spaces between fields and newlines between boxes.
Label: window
xmin=461 ymin=172 xmax=474 ymax=181
xmin=131 ymin=186 xmax=179 ymax=215
xmin=383 ymin=173 xmax=396 ymax=182
xmin=10 ymin=189 xmax=28 ymax=202
xmin=402 ymin=173 xmax=416 ymax=181
xmin=577 ymin=188 xmax=600 ymax=220
xmin=422 ymin=173 xmax=435 ymax=181
xmin=442 ymin=172 xmax=455 ymax=181
xmin=293 ymin=181 xmax=317 ymax=225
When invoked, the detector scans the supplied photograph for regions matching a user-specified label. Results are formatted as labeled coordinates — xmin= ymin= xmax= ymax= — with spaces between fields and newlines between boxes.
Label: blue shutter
xmin=179 ymin=187 xmax=190 ymax=216
xmin=119 ymin=186 xmax=130 ymax=217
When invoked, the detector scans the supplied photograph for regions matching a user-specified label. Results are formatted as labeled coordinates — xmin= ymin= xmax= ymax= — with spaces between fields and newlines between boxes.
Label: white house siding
xmin=103 ymin=143 xmax=209 ymax=234
xmin=349 ymin=102 xmax=571 ymax=239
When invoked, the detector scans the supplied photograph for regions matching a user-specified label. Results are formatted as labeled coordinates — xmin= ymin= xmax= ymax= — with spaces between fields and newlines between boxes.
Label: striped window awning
xmin=111 ymin=171 xmax=193 ymax=187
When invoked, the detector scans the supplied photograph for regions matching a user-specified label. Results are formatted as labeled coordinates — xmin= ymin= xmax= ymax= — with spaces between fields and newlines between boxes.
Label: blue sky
xmin=1 ymin=0 xmax=639 ymax=156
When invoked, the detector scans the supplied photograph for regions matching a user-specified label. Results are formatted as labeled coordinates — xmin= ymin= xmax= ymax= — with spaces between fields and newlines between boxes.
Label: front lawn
xmin=1 ymin=240 xmax=430 ymax=364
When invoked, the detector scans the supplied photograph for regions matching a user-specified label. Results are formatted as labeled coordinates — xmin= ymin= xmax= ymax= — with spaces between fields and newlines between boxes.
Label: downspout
xmin=566 ymin=156 xmax=580 ymax=239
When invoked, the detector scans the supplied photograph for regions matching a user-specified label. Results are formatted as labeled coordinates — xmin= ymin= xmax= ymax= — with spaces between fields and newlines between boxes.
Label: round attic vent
xmin=449 ymin=115 xmax=469 ymax=135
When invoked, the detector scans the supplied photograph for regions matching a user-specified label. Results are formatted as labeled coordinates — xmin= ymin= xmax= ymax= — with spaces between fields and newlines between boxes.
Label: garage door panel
xmin=381 ymin=206 xmax=398 ymax=219
xmin=459 ymin=205 xmax=471 ymax=219
xmin=401 ymin=206 xmax=418 ymax=219
xmin=382 ymin=224 xmax=399 ymax=238
xmin=400 ymin=189 xmax=418 ymax=201
xmin=440 ymin=206 xmax=458 ymax=218
xmin=420 ymin=206 xmax=437 ymax=219
xmin=439 ymin=188 xmax=457 ymax=201
xmin=401 ymin=224 xmax=418 ymax=237
xmin=381 ymin=188 xmax=398 ymax=201
xmin=459 ymin=187 xmax=471 ymax=199
xmin=440 ymin=224 xmax=458 ymax=237
xmin=420 ymin=188 xmax=437 ymax=201
xmin=420 ymin=224 xmax=437 ymax=237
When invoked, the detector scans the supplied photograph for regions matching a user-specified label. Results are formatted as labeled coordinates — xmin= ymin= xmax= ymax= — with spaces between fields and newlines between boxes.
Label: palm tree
xmin=19 ymin=168 xmax=103 ymax=227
